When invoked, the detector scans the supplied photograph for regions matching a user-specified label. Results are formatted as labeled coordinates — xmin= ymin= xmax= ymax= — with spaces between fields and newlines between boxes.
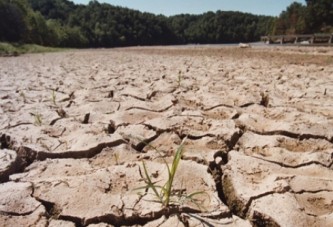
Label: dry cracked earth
xmin=0 ymin=46 xmax=333 ymax=227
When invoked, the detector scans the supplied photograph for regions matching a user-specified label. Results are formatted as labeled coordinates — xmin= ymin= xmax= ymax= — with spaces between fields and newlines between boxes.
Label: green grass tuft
xmin=51 ymin=90 xmax=57 ymax=106
xmin=135 ymin=137 xmax=208 ymax=209
xmin=177 ymin=70 xmax=183 ymax=88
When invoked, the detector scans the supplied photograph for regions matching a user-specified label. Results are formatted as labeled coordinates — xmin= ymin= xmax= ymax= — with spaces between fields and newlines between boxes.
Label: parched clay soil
xmin=0 ymin=45 xmax=333 ymax=226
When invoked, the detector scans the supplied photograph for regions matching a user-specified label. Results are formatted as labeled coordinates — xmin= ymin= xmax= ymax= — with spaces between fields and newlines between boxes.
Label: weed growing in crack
xmin=51 ymin=90 xmax=57 ymax=106
xmin=113 ymin=153 xmax=120 ymax=165
xmin=135 ymin=137 xmax=208 ymax=209
xmin=33 ymin=112 xmax=43 ymax=126
xmin=177 ymin=70 xmax=183 ymax=88
xmin=20 ymin=91 xmax=27 ymax=103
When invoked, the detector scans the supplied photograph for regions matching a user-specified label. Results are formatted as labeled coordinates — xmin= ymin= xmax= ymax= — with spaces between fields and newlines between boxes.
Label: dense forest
xmin=0 ymin=0 xmax=332 ymax=48
xmin=273 ymin=0 xmax=333 ymax=35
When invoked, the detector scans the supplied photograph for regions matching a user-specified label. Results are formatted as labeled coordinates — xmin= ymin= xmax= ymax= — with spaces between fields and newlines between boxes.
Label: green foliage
xmin=28 ymin=0 xmax=76 ymax=21
xmin=273 ymin=0 xmax=333 ymax=35
xmin=273 ymin=2 xmax=307 ymax=35
xmin=168 ymin=11 xmax=273 ymax=43
xmin=177 ymin=71 xmax=182 ymax=88
xmin=26 ymin=11 xmax=50 ymax=45
xmin=33 ymin=112 xmax=43 ymax=126
xmin=0 ymin=42 xmax=64 ymax=55
xmin=0 ymin=0 xmax=27 ymax=42
xmin=305 ymin=0 xmax=333 ymax=33
xmin=136 ymin=138 xmax=207 ymax=209
xmin=6 ymin=0 xmax=333 ymax=47
xmin=113 ymin=153 xmax=120 ymax=165
xmin=0 ymin=42 xmax=18 ymax=55
xmin=51 ymin=90 xmax=57 ymax=105
xmin=19 ymin=91 xmax=27 ymax=103
xmin=44 ymin=20 xmax=87 ymax=47
xmin=1 ymin=0 xmax=275 ymax=47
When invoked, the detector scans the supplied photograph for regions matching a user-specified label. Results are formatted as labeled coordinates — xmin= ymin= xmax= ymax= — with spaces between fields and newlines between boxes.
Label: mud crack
xmin=130 ymin=133 xmax=161 ymax=152
xmin=125 ymin=104 xmax=174 ymax=113
xmin=203 ymin=104 xmax=234 ymax=111
xmin=0 ymin=204 xmax=43 ymax=217
xmin=251 ymin=155 xmax=333 ymax=169
xmin=121 ymin=94 xmax=146 ymax=102
xmin=60 ymin=206 xmax=202 ymax=227
xmin=37 ymin=138 xmax=127 ymax=160
xmin=242 ymin=126 xmax=333 ymax=144
xmin=207 ymin=151 xmax=229 ymax=206
xmin=1 ymin=122 xmax=33 ymax=130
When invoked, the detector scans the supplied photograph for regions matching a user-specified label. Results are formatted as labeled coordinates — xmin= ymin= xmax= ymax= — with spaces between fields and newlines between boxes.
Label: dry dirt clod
xmin=82 ymin=113 xmax=90 ymax=124
xmin=107 ymin=90 xmax=114 ymax=98
xmin=260 ymin=92 xmax=269 ymax=107
xmin=0 ymin=149 xmax=19 ymax=182
xmin=107 ymin=120 xmax=116 ymax=134
xmin=1 ymin=47 xmax=333 ymax=226
xmin=56 ymin=107 xmax=67 ymax=118
xmin=0 ymin=134 xmax=13 ymax=149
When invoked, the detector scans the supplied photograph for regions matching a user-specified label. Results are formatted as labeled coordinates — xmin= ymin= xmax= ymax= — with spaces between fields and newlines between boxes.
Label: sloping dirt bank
xmin=0 ymin=46 xmax=332 ymax=226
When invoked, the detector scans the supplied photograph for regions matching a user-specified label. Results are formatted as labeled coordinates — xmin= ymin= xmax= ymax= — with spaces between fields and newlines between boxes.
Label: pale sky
xmin=73 ymin=0 xmax=306 ymax=16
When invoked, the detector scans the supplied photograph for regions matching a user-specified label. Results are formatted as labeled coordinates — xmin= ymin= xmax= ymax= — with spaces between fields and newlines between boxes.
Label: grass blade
xmin=141 ymin=161 xmax=163 ymax=203
xmin=135 ymin=136 xmax=207 ymax=210
xmin=185 ymin=191 xmax=210 ymax=211
xmin=163 ymin=137 xmax=186 ymax=206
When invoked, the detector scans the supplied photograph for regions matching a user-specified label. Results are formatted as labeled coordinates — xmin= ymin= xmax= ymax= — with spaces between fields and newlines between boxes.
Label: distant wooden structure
xmin=261 ymin=34 xmax=333 ymax=45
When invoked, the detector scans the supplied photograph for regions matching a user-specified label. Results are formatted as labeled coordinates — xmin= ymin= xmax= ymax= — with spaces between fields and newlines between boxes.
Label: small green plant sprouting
xmin=34 ymin=112 xmax=43 ymax=126
xmin=177 ymin=70 xmax=182 ymax=88
xmin=136 ymin=137 xmax=207 ymax=209
xmin=51 ymin=90 xmax=57 ymax=105
xmin=113 ymin=153 xmax=120 ymax=165
xmin=20 ymin=91 xmax=27 ymax=103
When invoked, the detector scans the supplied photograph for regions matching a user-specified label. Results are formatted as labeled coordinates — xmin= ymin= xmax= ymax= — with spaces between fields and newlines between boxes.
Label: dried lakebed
xmin=0 ymin=46 xmax=333 ymax=227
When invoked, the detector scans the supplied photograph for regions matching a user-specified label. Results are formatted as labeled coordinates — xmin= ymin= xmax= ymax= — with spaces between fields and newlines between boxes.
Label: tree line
xmin=273 ymin=0 xmax=333 ymax=35
xmin=1 ymin=0 xmax=332 ymax=48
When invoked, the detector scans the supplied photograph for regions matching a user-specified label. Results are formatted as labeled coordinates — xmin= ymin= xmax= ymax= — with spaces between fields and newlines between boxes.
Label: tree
xmin=28 ymin=0 xmax=76 ymax=22
xmin=0 ymin=0 xmax=27 ymax=42
xmin=273 ymin=2 xmax=307 ymax=35
xmin=26 ymin=11 xmax=50 ymax=44
xmin=0 ymin=0 xmax=276 ymax=47
xmin=305 ymin=0 xmax=333 ymax=32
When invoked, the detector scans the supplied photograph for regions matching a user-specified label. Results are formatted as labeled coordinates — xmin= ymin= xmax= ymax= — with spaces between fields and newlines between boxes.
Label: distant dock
xmin=261 ymin=34 xmax=333 ymax=46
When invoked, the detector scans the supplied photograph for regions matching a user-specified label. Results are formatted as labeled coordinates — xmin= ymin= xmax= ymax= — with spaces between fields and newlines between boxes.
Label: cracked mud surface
xmin=1 ymin=46 xmax=333 ymax=226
